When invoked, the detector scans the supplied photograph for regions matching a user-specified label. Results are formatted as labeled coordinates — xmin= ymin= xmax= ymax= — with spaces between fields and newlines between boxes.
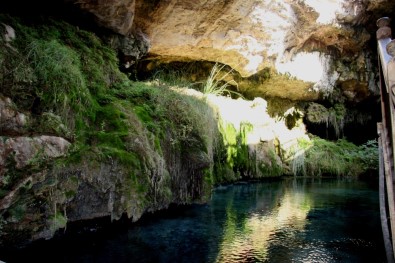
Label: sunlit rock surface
xmin=132 ymin=0 xmax=367 ymax=90
xmin=67 ymin=0 xmax=395 ymax=99
xmin=134 ymin=0 xmax=295 ymax=77
xmin=132 ymin=0 xmax=376 ymax=100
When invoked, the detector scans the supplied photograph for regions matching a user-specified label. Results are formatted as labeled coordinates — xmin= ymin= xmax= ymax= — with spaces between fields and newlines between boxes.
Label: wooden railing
xmin=377 ymin=17 xmax=395 ymax=263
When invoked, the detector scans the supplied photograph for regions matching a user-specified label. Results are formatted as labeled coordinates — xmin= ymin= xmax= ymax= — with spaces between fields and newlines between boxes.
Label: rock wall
xmin=0 ymin=91 xmax=210 ymax=245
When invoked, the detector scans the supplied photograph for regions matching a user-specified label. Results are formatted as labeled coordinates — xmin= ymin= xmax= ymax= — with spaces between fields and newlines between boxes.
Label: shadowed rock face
xmin=67 ymin=0 xmax=136 ymax=35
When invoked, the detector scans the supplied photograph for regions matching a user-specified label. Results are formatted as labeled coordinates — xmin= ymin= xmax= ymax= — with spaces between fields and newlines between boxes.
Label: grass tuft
xmin=203 ymin=63 xmax=242 ymax=98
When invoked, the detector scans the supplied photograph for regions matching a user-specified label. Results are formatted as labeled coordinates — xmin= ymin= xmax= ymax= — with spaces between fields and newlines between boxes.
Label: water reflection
xmin=217 ymin=189 xmax=311 ymax=262
xmin=0 ymin=178 xmax=385 ymax=263
xmin=216 ymin=179 xmax=312 ymax=262
xmin=213 ymin=178 xmax=384 ymax=263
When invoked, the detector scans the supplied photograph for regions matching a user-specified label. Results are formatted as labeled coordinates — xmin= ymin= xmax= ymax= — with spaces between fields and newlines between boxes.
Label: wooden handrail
xmin=377 ymin=16 xmax=395 ymax=263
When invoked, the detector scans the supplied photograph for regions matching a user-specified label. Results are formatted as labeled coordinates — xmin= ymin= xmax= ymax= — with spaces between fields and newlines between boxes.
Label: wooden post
xmin=386 ymin=40 xmax=395 ymax=171
xmin=377 ymin=17 xmax=392 ymax=91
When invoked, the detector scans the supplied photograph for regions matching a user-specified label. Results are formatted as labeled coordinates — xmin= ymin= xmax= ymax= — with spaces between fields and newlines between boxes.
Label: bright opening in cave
xmin=276 ymin=52 xmax=326 ymax=82
xmin=304 ymin=0 xmax=344 ymax=24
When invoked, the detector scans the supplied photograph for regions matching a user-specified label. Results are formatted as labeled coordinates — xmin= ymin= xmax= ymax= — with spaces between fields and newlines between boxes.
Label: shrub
xmin=290 ymin=136 xmax=378 ymax=176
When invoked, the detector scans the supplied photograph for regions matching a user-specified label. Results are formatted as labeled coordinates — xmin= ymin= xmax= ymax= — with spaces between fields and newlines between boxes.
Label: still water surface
xmin=2 ymin=177 xmax=385 ymax=262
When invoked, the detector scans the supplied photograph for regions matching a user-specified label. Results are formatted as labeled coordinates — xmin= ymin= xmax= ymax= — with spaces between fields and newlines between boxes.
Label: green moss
xmin=8 ymin=204 xmax=26 ymax=221
xmin=306 ymin=102 xmax=329 ymax=123
xmin=133 ymin=105 xmax=154 ymax=123
xmin=213 ymin=161 xmax=240 ymax=184
xmin=69 ymin=176 xmax=79 ymax=183
xmin=2 ymin=154 xmax=20 ymax=191
xmin=99 ymin=146 xmax=141 ymax=167
xmin=28 ymin=39 xmax=87 ymax=111
xmin=1 ymin=152 xmax=45 ymax=197
xmin=0 ymin=16 xmax=253 ymax=241
xmin=50 ymin=211 xmax=67 ymax=231
xmin=328 ymin=103 xmax=346 ymax=137
xmin=36 ymin=112 xmax=71 ymax=138
xmin=2 ymin=16 xmax=146 ymax=168
xmin=65 ymin=190 xmax=76 ymax=199
xmin=137 ymin=182 xmax=148 ymax=194
xmin=133 ymin=104 xmax=158 ymax=133
xmin=153 ymin=136 xmax=163 ymax=155
xmin=233 ymin=123 xmax=254 ymax=174
xmin=95 ymin=105 xmax=128 ymax=132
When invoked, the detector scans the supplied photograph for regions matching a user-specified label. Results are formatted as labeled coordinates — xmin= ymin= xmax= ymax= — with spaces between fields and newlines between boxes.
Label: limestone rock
xmin=134 ymin=0 xmax=295 ymax=77
xmin=0 ymin=96 xmax=29 ymax=135
xmin=1 ymin=23 xmax=15 ymax=43
xmin=0 ymin=135 xmax=70 ymax=171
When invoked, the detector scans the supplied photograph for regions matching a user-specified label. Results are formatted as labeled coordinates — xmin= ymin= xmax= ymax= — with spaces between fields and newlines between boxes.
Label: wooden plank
xmin=381 ymin=129 xmax=395 ymax=257
xmin=378 ymin=123 xmax=395 ymax=263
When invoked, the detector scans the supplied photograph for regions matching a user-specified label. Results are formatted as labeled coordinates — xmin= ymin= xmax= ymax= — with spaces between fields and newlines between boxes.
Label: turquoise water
xmin=1 ymin=178 xmax=385 ymax=262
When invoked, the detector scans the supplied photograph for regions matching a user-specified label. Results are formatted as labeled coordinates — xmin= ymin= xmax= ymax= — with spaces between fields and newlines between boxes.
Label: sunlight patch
xmin=276 ymin=52 xmax=325 ymax=82
xmin=304 ymin=0 xmax=345 ymax=24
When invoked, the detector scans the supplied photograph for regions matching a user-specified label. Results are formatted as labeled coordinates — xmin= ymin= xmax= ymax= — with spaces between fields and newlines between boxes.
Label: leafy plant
xmin=290 ymin=136 xmax=378 ymax=176
xmin=351 ymin=139 xmax=379 ymax=171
